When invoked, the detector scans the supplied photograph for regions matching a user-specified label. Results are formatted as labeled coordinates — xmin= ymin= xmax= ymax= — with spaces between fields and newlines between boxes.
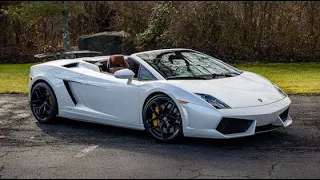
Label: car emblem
xmin=258 ymin=98 xmax=263 ymax=102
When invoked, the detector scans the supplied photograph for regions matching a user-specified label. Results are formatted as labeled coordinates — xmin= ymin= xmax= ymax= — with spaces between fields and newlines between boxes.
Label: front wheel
xmin=143 ymin=94 xmax=183 ymax=142
xmin=30 ymin=82 xmax=58 ymax=124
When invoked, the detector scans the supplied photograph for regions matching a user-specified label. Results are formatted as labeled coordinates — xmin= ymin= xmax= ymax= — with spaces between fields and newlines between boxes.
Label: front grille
xmin=216 ymin=118 xmax=253 ymax=135
xmin=279 ymin=107 xmax=289 ymax=122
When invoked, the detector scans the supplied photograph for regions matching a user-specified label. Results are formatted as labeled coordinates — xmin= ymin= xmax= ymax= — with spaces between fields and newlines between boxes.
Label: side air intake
xmin=63 ymin=80 xmax=77 ymax=105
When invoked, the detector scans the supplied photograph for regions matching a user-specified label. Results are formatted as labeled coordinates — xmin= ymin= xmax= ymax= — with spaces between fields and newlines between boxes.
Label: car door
xmin=79 ymin=70 xmax=141 ymax=124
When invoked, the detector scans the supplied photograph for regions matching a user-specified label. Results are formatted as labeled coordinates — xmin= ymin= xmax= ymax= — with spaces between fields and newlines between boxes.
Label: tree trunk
xmin=61 ymin=1 xmax=71 ymax=52
xmin=44 ymin=20 xmax=47 ymax=45
xmin=15 ymin=20 xmax=21 ymax=45
xmin=243 ymin=2 xmax=254 ymax=51
xmin=266 ymin=2 xmax=273 ymax=58
xmin=308 ymin=1 xmax=315 ymax=56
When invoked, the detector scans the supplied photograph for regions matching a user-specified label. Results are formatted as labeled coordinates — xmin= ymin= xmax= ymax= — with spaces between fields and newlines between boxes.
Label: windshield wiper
xmin=226 ymin=72 xmax=241 ymax=75
xmin=167 ymin=72 xmax=240 ymax=80
xmin=211 ymin=72 xmax=240 ymax=78
xmin=167 ymin=75 xmax=212 ymax=80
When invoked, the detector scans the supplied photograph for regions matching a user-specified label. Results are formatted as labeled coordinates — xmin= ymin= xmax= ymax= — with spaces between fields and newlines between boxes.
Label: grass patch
xmin=0 ymin=63 xmax=36 ymax=94
xmin=0 ymin=62 xmax=319 ymax=94
xmin=234 ymin=62 xmax=320 ymax=95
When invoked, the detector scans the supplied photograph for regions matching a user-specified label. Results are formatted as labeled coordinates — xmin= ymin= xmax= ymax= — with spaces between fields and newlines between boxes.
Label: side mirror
xmin=114 ymin=69 xmax=135 ymax=84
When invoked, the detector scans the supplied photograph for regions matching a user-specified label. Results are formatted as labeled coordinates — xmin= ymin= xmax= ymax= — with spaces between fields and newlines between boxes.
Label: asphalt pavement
xmin=0 ymin=94 xmax=320 ymax=179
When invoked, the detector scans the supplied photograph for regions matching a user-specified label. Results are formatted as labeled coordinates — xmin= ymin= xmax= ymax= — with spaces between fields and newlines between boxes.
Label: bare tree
xmin=61 ymin=1 xmax=71 ymax=52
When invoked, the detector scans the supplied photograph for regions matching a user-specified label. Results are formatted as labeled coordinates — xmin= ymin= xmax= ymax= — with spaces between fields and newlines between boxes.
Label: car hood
xmin=167 ymin=71 xmax=285 ymax=108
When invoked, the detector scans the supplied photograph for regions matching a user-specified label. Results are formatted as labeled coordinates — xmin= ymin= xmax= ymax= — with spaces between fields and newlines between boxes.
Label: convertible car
xmin=28 ymin=48 xmax=292 ymax=142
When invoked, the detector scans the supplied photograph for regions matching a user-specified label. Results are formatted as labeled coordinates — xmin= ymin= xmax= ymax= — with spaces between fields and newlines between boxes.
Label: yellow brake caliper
xmin=48 ymin=96 xmax=52 ymax=106
xmin=152 ymin=106 xmax=161 ymax=131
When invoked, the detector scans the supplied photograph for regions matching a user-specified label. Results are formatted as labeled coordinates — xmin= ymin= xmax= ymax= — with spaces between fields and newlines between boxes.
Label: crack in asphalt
xmin=0 ymin=165 xmax=4 ymax=178
xmin=176 ymin=166 xmax=257 ymax=179
xmin=0 ymin=152 xmax=9 ymax=159
xmin=268 ymin=160 xmax=282 ymax=178
xmin=176 ymin=167 xmax=202 ymax=179
xmin=174 ymin=153 xmax=284 ymax=179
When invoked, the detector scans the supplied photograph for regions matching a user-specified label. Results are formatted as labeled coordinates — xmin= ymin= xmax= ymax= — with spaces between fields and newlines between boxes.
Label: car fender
xmin=139 ymin=81 xmax=217 ymax=132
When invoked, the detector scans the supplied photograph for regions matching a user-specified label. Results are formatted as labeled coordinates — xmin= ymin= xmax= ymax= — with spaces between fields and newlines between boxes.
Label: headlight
xmin=194 ymin=93 xmax=230 ymax=109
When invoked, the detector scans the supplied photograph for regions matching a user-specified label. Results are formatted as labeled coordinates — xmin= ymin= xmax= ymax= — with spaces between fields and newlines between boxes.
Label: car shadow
xmin=34 ymin=116 xmax=315 ymax=162
xmin=35 ymin=117 xmax=299 ymax=151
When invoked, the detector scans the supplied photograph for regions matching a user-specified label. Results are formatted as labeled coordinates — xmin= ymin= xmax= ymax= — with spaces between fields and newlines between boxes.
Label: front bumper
xmin=181 ymin=96 xmax=292 ymax=139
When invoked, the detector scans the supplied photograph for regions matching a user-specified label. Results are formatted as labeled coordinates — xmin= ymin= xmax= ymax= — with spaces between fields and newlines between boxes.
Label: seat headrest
xmin=109 ymin=54 xmax=125 ymax=66
xmin=107 ymin=54 xmax=129 ymax=73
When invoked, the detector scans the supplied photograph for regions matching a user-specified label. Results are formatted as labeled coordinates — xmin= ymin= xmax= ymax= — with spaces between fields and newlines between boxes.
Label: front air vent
xmin=63 ymin=80 xmax=77 ymax=105
xmin=279 ymin=107 xmax=289 ymax=122
xmin=216 ymin=118 xmax=253 ymax=135
xmin=64 ymin=62 xmax=79 ymax=68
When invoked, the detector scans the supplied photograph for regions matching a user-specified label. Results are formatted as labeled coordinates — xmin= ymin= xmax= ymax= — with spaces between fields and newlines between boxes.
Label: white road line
xmin=74 ymin=145 xmax=98 ymax=158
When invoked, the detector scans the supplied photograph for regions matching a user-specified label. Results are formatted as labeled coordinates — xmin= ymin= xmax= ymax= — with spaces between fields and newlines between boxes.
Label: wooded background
xmin=1 ymin=1 xmax=320 ymax=63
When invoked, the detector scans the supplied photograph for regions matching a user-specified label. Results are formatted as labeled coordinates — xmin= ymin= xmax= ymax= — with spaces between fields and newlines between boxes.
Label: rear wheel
xmin=143 ymin=94 xmax=183 ymax=142
xmin=30 ymin=82 xmax=58 ymax=124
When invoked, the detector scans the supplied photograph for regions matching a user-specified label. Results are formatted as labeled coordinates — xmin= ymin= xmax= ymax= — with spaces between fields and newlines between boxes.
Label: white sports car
xmin=28 ymin=48 xmax=292 ymax=142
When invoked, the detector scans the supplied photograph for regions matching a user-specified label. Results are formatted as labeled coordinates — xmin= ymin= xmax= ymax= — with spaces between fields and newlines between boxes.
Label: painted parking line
xmin=74 ymin=145 xmax=98 ymax=158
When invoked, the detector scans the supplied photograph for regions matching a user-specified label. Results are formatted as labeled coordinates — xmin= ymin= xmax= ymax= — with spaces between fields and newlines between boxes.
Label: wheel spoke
xmin=164 ymin=120 xmax=170 ymax=128
xmin=33 ymin=104 xmax=41 ymax=115
xmin=152 ymin=101 xmax=164 ymax=113
xmin=31 ymin=99 xmax=41 ymax=104
xmin=40 ymin=104 xmax=46 ymax=115
xmin=41 ymin=88 xmax=48 ymax=97
xmin=37 ymin=87 xmax=43 ymax=98
xmin=44 ymin=108 xmax=50 ymax=115
xmin=31 ymin=103 xmax=39 ymax=108
xmin=39 ymin=103 xmax=45 ymax=110
xmin=159 ymin=121 xmax=165 ymax=138
xmin=45 ymin=104 xmax=51 ymax=114
xmin=33 ymin=106 xmax=40 ymax=114
xmin=33 ymin=103 xmax=45 ymax=115
xmin=168 ymin=105 xmax=176 ymax=115
xmin=163 ymin=102 xmax=170 ymax=111
xmin=45 ymin=103 xmax=51 ymax=109
xmin=168 ymin=115 xmax=177 ymax=120
xmin=34 ymin=89 xmax=41 ymax=100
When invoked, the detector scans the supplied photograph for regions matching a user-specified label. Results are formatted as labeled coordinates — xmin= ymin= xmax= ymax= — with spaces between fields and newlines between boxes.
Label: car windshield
xmin=136 ymin=50 xmax=243 ymax=79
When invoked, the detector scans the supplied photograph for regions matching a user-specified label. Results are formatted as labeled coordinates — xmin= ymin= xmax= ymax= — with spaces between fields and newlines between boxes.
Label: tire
xmin=30 ymin=82 xmax=58 ymax=124
xmin=143 ymin=94 xmax=183 ymax=142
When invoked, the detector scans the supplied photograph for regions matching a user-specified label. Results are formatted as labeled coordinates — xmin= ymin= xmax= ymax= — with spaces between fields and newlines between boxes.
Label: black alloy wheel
xmin=30 ymin=82 xmax=58 ymax=123
xmin=143 ymin=94 xmax=183 ymax=142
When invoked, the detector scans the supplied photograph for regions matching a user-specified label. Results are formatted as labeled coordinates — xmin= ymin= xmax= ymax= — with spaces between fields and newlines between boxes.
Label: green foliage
xmin=136 ymin=2 xmax=171 ymax=49
xmin=2 ymin=1 xmax=320 ymax=63
xmin=4 ymin=1 xmax=84 ymax=25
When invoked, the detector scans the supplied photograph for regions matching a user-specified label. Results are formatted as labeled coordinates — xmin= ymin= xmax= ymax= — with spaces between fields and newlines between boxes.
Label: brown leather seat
xmin=107 ymin=54 xmax=129 ymax=74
